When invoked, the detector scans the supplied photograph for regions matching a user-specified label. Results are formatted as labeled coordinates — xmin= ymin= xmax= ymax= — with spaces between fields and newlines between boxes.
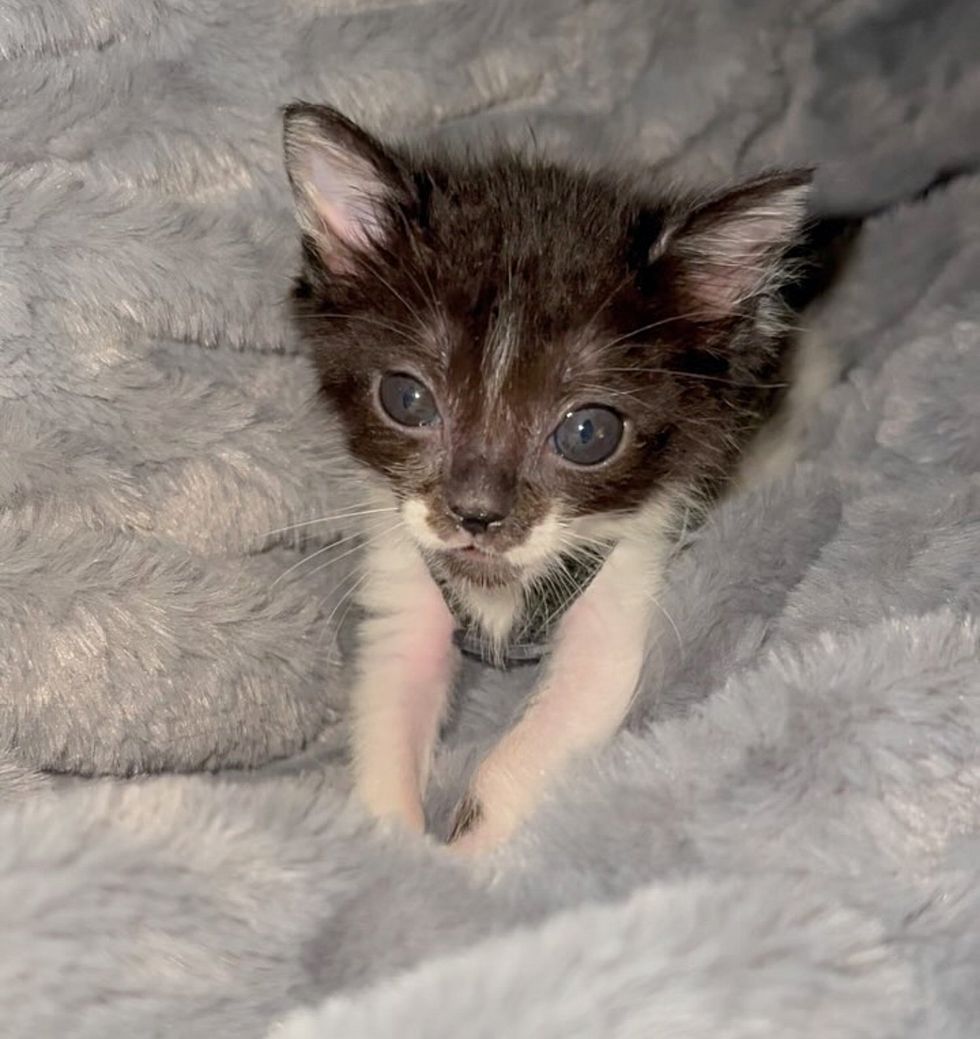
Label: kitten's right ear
xmin=630 ymin=171 xmax=812 ymax=321
xmin=282 ymin=103 xmax=407 ymax=273
xmin=665 ymin=171 xmax=812 ymax=321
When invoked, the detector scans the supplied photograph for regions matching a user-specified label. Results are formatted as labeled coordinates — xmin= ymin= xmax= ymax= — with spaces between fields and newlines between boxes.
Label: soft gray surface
xmin=0 ymin=1 xmax=978 ymax=1036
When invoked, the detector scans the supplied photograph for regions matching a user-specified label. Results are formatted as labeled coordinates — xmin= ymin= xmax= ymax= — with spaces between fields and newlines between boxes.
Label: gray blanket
xmin=1 ymin=2 xmax=978 ymax=1036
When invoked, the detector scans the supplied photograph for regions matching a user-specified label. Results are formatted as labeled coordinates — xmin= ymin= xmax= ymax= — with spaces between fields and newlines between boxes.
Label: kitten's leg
xmin=352 ymin=537 xmax=456 ymax=834
xmin=449 ymin=535 xmax=664 ymax=854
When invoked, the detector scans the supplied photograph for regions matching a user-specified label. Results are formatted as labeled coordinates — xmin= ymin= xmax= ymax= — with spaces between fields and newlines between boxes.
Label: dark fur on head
xmin=283 ymin=102 xmax=810 ymax=588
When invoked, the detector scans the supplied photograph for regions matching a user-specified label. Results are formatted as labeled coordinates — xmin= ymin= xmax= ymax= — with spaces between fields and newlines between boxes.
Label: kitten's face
xmin=284 ymin=105 xmax=808 ymax=589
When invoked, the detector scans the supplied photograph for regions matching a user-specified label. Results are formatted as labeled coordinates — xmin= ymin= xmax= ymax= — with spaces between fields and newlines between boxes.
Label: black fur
xmin=283 ymin=103 xmax=811 ymax=585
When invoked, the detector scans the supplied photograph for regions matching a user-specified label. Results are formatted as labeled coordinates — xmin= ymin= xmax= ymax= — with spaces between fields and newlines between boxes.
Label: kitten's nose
xmin=446 ymin=451 xmax=515 ymax=536
xmin=449 ymin=506 xmax=506 ymax=536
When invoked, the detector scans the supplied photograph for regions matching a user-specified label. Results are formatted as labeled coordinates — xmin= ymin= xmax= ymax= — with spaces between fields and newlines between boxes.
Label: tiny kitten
xmin=282 ymin=103 xmax=810 ymax=854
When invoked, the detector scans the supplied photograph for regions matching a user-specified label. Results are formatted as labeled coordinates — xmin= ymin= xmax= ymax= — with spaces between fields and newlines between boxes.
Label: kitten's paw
xmin=446 ymin=809 xmax=516 ymax=856
xmin=447 ymin=819 xmax=507 ymax=856
xmin=372 ymin=806 xmax=425 ymax=838
xmin=356 ymin=780 xmax=425 ymax=836
xmin=446 ymin=767 xmax=530 ymax=855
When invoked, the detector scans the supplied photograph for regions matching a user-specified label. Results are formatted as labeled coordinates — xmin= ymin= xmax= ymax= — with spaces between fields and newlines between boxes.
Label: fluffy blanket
xmin=1 ymin=1 xmax=978 ymax=1036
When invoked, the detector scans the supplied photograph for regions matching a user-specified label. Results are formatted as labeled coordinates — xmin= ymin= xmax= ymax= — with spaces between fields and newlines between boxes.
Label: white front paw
xmin=446 ymin=762 xmax=534 ymax=855
xmin=355 ymin=774 xmax=425 ymax=835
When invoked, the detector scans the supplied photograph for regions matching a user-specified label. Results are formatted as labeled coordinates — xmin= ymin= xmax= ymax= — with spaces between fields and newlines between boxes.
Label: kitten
xmin=282 ymin=103 xmax=810 ymax=854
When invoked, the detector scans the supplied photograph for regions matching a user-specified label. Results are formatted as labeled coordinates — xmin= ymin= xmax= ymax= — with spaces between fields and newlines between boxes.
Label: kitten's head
xmin=283 ymin=103 xmax=809 ymax=590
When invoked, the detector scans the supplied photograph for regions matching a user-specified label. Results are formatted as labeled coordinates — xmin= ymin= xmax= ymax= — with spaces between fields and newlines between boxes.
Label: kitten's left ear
xmin=283 ymin=102 xmax=410 ymax=273
xmin=665 ymin=170 xmax=812 ymax=321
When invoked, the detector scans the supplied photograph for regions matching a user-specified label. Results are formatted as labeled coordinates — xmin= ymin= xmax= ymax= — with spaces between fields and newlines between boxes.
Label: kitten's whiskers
xmin=595 ymin=366 xmax=789 ymax=390
xmin=321 ymin=568 xmax=371 ymax=665
xmin=263 ymin=505 xmax=398 ymax=539
xmin=269 ymin=516 xmax=400 ymax=590
xmin=299 ymin=519 xmax=404 ymax=586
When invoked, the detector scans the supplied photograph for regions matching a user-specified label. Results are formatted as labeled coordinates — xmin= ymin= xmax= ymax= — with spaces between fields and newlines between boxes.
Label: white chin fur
xmin=402 ymin=494 xmax=680 ymax=582
xmin=396 ymin=493 xmax=681 ymax=648
xmin=399 ymin=498 xmax=563 ymax=645
xmin=402 ymin=497 xmax=564 ymax=577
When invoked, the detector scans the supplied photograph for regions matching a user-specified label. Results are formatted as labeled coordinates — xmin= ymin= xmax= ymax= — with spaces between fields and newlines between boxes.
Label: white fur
xmin=451 ymin=504 xmax=675 ymax=853
xmin=482 ymin=305 xmax=521 ymax=404
xmin=402 ymin=498 xmax=561 ymax=645
xmin=356 ymin=488 xmax=678 ymax=843
xmin=504 ymin=508 xmax=563 ymax=574
xmin=455 ymin=582 xmax=524 ymax=649
xmin=352 ymin=525 xmax=457 ymax=832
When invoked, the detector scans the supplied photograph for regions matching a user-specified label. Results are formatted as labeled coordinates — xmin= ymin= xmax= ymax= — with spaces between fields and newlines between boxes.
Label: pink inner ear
xmin=679 ymin=219 xmax=777 ymax=320
xmin=674 ymin=186 xmax=808 ymax=321
xmin=299 ymin=145 xmax=389 ymax=272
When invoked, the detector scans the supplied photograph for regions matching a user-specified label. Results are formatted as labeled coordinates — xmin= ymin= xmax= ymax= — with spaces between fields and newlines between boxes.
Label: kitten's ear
xmin=283 ymin=103 xmax=409 ymax=273
xmin=665 ymin=171 xmax=812 ymax=321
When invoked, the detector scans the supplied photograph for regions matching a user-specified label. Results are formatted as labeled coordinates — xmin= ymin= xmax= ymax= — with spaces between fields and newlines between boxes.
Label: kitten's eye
xmin=379 ymin=373 xmax=440 ymax=427
xmin=553 ymin=406 xmax=623 ymax=466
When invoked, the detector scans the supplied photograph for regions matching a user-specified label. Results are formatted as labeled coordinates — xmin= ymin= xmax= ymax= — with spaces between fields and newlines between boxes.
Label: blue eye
xmin=553 ymin=406 xmax=623 ymax=465
xmin=379 ymin=373 xmax=440 ymax=427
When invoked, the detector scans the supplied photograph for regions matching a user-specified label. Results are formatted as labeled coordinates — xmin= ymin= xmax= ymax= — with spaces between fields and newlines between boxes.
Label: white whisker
xmin=356 ymin=253 xmax=431 ymax=333
xmin=644 ymin=590 xmax=684 ymax=659
xmin=594 ymin=366 xmax=788 ymax=390
xmin=590 ymin=310 xmax=710 ymax=354
xmin=263 ymin=506 xmax=397 ymax=539
xmin=321 ymin=568 xmax=371 ymax=664
xmin=269 ymin=516 xmax=398 ymax=590
xmin=324 ymin=593 xmax=368 ymax=665
xmin=300 ymin=520 xmax=404 ymax=586
xmin=291 ymin=310 xmax=420 ymax=337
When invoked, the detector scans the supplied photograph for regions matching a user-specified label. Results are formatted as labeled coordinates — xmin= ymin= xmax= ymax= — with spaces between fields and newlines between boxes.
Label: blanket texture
xmin=1 ymin=1 xmax=978 ymax=1036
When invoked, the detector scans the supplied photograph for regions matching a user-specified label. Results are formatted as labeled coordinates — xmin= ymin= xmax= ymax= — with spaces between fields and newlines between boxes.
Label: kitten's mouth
xmin=438 ymin=543 xmax=519 ymax=585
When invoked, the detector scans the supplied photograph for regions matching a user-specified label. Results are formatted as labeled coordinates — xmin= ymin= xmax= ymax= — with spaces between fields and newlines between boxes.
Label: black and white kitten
xmin=282 ymin=103 xmax=810 ymax=854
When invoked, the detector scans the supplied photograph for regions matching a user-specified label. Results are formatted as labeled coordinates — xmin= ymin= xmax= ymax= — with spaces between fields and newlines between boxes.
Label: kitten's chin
xmin=431 ymin=547 xmax=522 ymax=588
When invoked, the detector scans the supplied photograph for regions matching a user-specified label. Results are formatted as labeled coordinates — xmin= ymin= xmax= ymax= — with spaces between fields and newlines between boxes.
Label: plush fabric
xmin=0 ymin=1 xmax=977 ymax=1036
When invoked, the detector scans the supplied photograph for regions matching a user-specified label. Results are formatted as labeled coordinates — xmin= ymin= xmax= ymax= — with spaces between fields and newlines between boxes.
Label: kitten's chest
xmin=432 ymin=551 xmax=607 ymax=669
